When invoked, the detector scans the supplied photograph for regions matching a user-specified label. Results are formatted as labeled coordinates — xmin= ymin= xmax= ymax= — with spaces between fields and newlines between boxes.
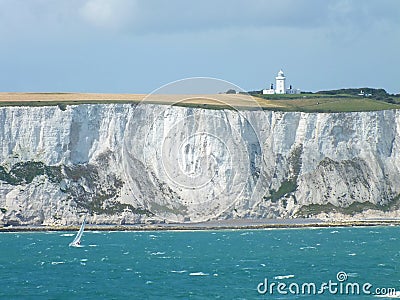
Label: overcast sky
xmin=0 ymin=0 xmax=399 ymax=94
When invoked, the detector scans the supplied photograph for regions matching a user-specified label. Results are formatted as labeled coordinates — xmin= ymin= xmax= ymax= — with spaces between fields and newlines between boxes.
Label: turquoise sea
xmin=0 ymin=226 xmax=399 ymax=299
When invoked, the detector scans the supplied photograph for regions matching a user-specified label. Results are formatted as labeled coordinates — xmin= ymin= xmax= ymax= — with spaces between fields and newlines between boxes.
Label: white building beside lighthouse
xmin=262 ymin=70 xmax=300 ymax=95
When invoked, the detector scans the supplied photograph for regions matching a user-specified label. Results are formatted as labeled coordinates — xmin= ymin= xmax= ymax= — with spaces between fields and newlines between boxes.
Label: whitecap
xmin=150 ymin=252 xmax=165 ymax=256
xmin=241 ymin=267 xmax=255 ymax=270
xmin=88 ymin=245 xmax=98 ymax=247
xmin=171 ymin=270 xmax=187 ymax=274
xmin=189 ymin=272 xmax=209 ymax=276
xmin=239 ymin=259 xmax=258 ymax=262
xmin=51 ymin=261 xmax=65 ymax=265
xmin=330 ymin=230 xmax=339 ymax=234
xmin=60 ymin=234 xmax=74 ymax=237
xmin=348 ymin=253 xmax=357 ymax=256
xmin=80 ymin=259 xmax=88 ymax=262
xmin=300 ymin=246 xmax=316 ymax=250
xmin=145 ymin=281 xmax=153 ymax=285
xmin=274 ymin=275 xmax=295 ymax=280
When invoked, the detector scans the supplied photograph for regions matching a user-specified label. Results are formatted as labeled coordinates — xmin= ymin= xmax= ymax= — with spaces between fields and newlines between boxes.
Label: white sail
xmin=69 ymin=217 xmax=86 ymax=247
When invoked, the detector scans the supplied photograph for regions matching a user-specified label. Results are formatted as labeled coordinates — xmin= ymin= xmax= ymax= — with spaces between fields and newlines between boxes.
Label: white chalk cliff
xmin=1 ymin=103 xmax=400 ymax=225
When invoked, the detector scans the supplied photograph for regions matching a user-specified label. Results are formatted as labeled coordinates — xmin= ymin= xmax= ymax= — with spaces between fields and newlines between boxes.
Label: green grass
xmin=258 ymin=96 xmax=400 ymax=113
xmin=171 ymin=94 xmax=400 ymax=113
xmin=254 ymin=92 xmax=400 ymax=112
xmin=0 ymin=161 xmax=62 ymax=185
xmin=296 ymin=194 xmax=400 ymax=217
xmin=264 ymin=145 xmax=302 ymax=202
xmin=266 ymin=179 xmax=298 ymax=202
xmin=171 ymin=102 xmax=261 ymax=111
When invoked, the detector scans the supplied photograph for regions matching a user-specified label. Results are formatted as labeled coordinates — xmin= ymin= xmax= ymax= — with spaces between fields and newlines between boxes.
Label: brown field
xmin=0 ymin=92 xmax=283 ymax=110
xmin=0 ymin=92 xmax=146 ymax=102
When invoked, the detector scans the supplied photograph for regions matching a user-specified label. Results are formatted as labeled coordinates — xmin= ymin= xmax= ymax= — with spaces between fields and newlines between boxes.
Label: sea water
xmin=0 ymin=226 xmax=399 ymax=299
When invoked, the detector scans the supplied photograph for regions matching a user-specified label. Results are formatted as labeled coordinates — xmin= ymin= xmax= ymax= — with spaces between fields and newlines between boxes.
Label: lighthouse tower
xmin=275 ymin=70 xmax=286 ymax=94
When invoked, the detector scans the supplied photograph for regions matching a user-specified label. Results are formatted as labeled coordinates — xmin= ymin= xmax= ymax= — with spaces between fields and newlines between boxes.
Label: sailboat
xmin=69 ymin=216 xmax=86 ymax=247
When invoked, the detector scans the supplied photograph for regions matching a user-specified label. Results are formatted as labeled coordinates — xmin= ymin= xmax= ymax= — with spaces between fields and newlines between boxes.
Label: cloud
xmin=0 ymin=0 xmax=82 ymax=39
xmin=75 ymin=0 xmax=400 ymax=35
xmin=79 ymin=0 xmax=136 ymax=30
xmin=118 ymin=0 xmax=330 ymax=34
xmin=0 ymin=0 xmax=398 ymax=38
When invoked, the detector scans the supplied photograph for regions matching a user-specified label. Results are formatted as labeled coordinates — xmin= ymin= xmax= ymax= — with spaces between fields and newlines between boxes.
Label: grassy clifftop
xmin=252 ymin=87 xmax=400 ymax=112
xmin=254 ymin=93 xmax=400 ymax=112
xmin=0 ymin=90 xmax=400 ymax=113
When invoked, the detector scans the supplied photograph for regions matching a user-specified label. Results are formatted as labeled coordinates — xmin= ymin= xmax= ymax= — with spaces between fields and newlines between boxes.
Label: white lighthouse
xmin=275 ymin=69 xmax=286 ymax=94
xmin=262 ymin=69 xmax=300 ymax=95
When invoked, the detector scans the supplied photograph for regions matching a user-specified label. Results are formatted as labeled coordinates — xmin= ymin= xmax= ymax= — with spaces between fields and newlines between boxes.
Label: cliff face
xmin=1 ymin=104 xmax=400 ymax=225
